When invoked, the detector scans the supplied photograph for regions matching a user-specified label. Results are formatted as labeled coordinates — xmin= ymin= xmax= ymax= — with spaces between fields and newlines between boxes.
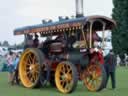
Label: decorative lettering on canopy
xmin=14 ymin=22 xmax=82 ymax=35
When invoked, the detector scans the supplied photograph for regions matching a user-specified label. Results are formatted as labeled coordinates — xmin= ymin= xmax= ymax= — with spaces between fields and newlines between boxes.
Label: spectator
xmin=42 ymin=36 xmax=52 ymax=58
xmin=6 ymin=51 xmax=14 ymax=84
xmin=68 ymin=33 xmax=76 ymax=49
xmin=116 ymin=55 xmax=121 ymax=66
xmin=13 ymin=53 xmax=19 ymax=71
xmin=38 ymin=40 xmax=44 ymax=48
xmin=33 ymin=33 xmax=39 ymax=48
xmin=124 ymin=53 xmax=128 ymax=67
xmin=24 ymin=34 xmax=33 ymax=49
xmin=12 ymin=53 xmax=20 ymax=85
xmin=104 ymin=50 xmax=117 ymax=89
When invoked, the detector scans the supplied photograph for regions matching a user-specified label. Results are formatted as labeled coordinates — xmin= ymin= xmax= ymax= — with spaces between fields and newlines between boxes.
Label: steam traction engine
xmin=13 ymin=0 xmax=116 ymax=94
xmin=14 ymin=15 xmax=115 ymax=93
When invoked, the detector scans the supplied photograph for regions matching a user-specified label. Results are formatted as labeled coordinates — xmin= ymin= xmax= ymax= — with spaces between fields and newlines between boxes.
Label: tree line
xmin=0 ymin=41 xmax=24 ymax=49
xmin=112 ymin=0 xmax=128 ymax=57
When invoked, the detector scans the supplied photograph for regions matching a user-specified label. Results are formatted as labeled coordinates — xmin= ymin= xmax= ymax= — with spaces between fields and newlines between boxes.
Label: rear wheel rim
xmin=19 ymin=49 xmax=40 ymax=88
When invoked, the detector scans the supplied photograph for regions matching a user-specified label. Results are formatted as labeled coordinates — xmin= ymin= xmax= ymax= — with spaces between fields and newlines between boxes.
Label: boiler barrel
xmin=67 ymin=50 xmax=89 ymax=67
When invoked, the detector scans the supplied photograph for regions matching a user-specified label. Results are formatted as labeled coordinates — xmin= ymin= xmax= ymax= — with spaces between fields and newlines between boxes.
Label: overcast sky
xmin=0 ymin=0 xmax=113 ymax=45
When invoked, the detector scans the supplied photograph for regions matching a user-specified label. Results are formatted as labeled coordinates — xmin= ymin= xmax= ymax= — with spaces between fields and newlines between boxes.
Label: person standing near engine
xmin=104 ymin=50 xmax=117 ymax=89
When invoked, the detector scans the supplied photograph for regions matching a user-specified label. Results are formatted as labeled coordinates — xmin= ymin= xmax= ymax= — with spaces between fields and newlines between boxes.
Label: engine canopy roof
xmin=14 ymin=15 xmax=116 ymax=36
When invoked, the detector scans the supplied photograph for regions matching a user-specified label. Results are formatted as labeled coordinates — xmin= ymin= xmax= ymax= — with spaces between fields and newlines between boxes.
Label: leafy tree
xmin=12 ymin=42 xmax=24 ymax=49
xmin=112 ymin=0 xmax=128 ymax=55
xmin=16 ymin=42 xmax=24 ymax=49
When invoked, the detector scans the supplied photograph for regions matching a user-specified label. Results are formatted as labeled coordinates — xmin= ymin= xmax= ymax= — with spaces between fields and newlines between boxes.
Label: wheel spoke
xmin=35 ymin=70 xmax=39 ymax=74
xmin=61 ymin=64 xmax=66 ymax=73
xmin=30 ymin=76 xmax=34 ymax=82
xmin=64 ymin=64 xmax=67 ymax=73
xmin=67 ymin=65 xmax=72 ymax=74
xmin=35 ymin=64 xmax=39 ymax=69
xmin=26 ymin=71 xmax=31 ymax=75
xmin=95 ymin=77 xmax=102 ymax=85
xmin=88 ymin=79 xmax=93 ymax=86
xmin=90 ymin=80 xmax=96 ymax=89
xmin=28 ymin=54 xmax=33 ymax=64
xmin=65 ymin=80 xmax=73 ymax=91
xmin=27 ymin=58 xmax=31 ymax=65
xmin=60 ymin=80 xmax=66 ymax=87
xmin=27 ymin=73 xmax=32 ymax=80
xmin=31 ymin=74 xmax=35 ymax=82
xmin=22 ymin=60 xmax=30 ymax=66
xmin=33 ymin=72 xmax=37 ymax=81
xmin=86 ymin=77 xmax=92 ymax=84
xmin=32 ymin=55 xmax=36 ymax=64
xmin=29 ymin=53 xmax=33 ymax=61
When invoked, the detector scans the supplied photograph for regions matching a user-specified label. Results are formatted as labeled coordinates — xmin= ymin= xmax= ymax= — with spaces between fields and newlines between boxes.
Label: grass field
xmin=0 ymin=67 xmax=128 ymax=96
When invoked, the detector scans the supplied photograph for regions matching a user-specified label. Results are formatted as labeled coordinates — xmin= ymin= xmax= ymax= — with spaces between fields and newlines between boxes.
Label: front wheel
xmin=82 ymin=63 xmax=106 ymax=91
xmin=55 ymin=61 xmax=78 ymax=94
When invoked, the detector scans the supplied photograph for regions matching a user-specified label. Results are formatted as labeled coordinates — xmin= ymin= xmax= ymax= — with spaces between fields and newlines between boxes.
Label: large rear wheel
xmin=19 ymin=48 xmax=44 ymax=88
xmin=55 ymin=61 xmax=78 ymax=94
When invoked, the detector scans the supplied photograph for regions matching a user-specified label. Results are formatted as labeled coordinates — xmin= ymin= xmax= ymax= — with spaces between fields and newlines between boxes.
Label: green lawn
xmin=0 ymin=67 xmax=128 ymax=96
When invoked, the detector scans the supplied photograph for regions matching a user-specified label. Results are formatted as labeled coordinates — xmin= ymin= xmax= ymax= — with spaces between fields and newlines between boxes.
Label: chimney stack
xmin=76 ymin=0 xmax=84 ymax=17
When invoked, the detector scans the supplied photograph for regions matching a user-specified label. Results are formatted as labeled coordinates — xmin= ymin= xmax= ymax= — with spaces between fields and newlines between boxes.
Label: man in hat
xmin=104 ymin=49 xmax=117 ymax=89
xmin=33 ymin=33 xmax=39 ymax=48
